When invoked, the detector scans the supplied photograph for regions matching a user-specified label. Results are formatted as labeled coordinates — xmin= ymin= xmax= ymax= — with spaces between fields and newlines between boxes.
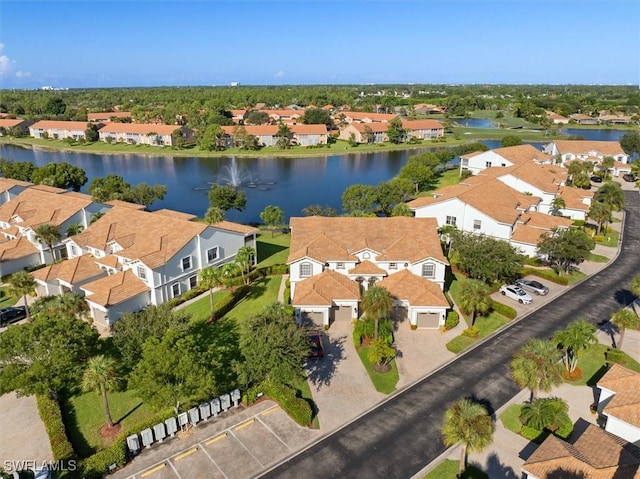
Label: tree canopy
xmin=301 ymin=108 xmax=332 ymax=127
xmin=537 ymin=227 xmax=595 ymax=274
xmin=341 ymin=184 xmax=378 ymax=216
xmin=452 ymin=232 xmax=524 ymax=284
xmin=88 ymin=174 xmax=166 ymax=208
xmin=260 ymin=205 xmax=285 ymax=236
xmin=29 ymin=162 xmax=88 ymax=191
xmin=208 ymin=184 xmax=247 ymax=213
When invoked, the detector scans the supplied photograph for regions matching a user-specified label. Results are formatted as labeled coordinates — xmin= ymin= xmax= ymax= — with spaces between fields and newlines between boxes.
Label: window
xmin=363 ymin=252 xmax=370 ymax=259
xmin=70 ymin=245 xmax=77 ymax=256
xmin=422 ymin=263 xmax=435 ymax=278
xmin=207 ymin=247 xmax=219 ymax=263
xmin=485 ymin=161 xmax=492 ymax=168
xmin=137 ymin=265 xmax=147 ymax=280
xmin=189 ymin=275 xmax=197 ymax=289
xmin=446 ymin=216 xmax=457 ymax=226
xmin=300 ymin=262 xmax=312 ymax=278
xmin=473 ymin=219 xmax=482 ymax=230
xmin=172 ymin=283 xmax=181 ymax=298
xmin=389 ymin=262 xmax=397 ymax=270
xmin=181 ymin=256 xmax=191 ymax=270
xmin=337 ymin=262 xmax=345 ymax=269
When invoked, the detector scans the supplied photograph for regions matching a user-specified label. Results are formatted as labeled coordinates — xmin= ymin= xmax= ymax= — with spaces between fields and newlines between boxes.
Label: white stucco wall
xmin=461 ymin=151 xmax=514 ymax=175
xmin=603 ymin=415 xmax=640 ymax=446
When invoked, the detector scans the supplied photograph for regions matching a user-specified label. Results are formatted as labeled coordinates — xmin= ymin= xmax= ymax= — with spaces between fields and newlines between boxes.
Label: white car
xmin=499 ymin=284 xmax=533 ymax=304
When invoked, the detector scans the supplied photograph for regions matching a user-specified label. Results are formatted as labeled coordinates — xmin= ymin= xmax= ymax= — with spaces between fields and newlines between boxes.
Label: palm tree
xmin=611 ymin=308 xmax=639 ymax=349
xmin=458 ymin=279 xmax=492 ymax=326
xmin=33 ymin=223 xmax=62 ymax=262
xmin=65 ymin=222 xmax=84 ymax=237
xmin=553 ymin=319 xmax=597 ymax=373
xmin=588 ymin=201 xmax=612 ymax=235
xmin=235 ymin=246 xmax=255 ymax=285
xmin=510 ymin=338 xmax=563 ymax=401
xmin=567 ymin=161 xmax=584 ymax=183
xmin=199 ymin=266 xmax=225 ymax=321
xmin=550 ymin=197 xmax=566 ymax=216
xmin=520 ymin=397 xmax=570 ymax=433
xmin=205 ymin=206 xmax=225 ymax=224
xmin=7 ymin=270 xmax=36 ymax=321
xmin=630 ymin=273 xmax=640 ymax=297
xmin=90 ymin=211 xmax=105 ymax=224
xmin=441 ymin=398 xmax=495 ymax=478
xmin=361 ymin=286 xmax=394 ymax=339
xmin=220 ymin=262 xmax=240 ymax=287
xmin=82 ymin=355 xmax=119 ymax=428
xmin=600 ymin=156 xmax=614 ymax=180
xmin=595 ymin=181 xmax=625 ymax=213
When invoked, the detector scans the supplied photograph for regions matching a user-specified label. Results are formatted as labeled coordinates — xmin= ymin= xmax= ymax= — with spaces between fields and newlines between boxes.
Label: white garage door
xmin=417 ymin=312 xmax=440 ymax=329
xmin=332 ymin=305 xmax=352 ymax=322
xmin=301 ymin=311 xmax=324 ymax=326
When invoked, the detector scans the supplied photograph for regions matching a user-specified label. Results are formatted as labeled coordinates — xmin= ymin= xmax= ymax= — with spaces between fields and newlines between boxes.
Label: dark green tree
xmin=208 ymin=184 xmax=247 ymax=213
xmin=260 ymin=205 xmax=285 ymax=237
xmin=301 ymin=108 xmax=332 ymax=127
xmin=127 ymin=183 xmax=167 ymax=209
xmin=520 ymin=397 xmax=571 ymax=436
xmin=341 ymin=184 xmax=378 ymax=216
xmin=31 ymin=162 xmax=88 ymax=191
xmin=453 ymin=233 xmax=524 ymax=284
xmin=361 ymin=286 xmax=394 ymax=339
xmin=301 ymin=204 xmax=337 ymax=217
xmin=43 ymin=97 xmax=66 ymax=115
xmin=501 ymin=135 xmax=522 ymax=147
xmin=276 ymin=123 xmax=293 ymax=149
xmin=537 ymin=228 xmax=595 ymax=274
xmin=620 ymin=130 xmax=640 ymax=156
xmin=197 ymin=124 xmax=225 ymax=151
xmin=85 ymin=123 xmax=100 ymax=142
xmin=386 ymin=117 xmax=405 ymax=144
xmin=0 ymin=159 xmax=37 ymax=181
xmin=376 ymin=179 xmax=413 ymax=216
xmin=245 ymin=110 xmax=269 ymax=125
xmin=553 ymin=319 xmax=597 ymax=373
xmin=458 ymin=279 xmax=492 ymax=326
xmin=88 ymin=174 xmax=130 ymax=202
xmin=595 ymin=181 xmax=625 ymax=212
xmin=510 ymin=338 xmax=563 ymax=400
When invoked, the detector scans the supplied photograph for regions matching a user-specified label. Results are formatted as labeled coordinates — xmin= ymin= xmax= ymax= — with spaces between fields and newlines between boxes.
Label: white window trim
xmin=207 ymin=246 xmax=219 ymax=263
xmin=422 ymin=263 xmax=435 ymax=278
xmin=181 ymin=255 xmax=192 ymax=271
xmin=300 ymin=262 xmax=312 ymax=278
xmin=189 ymin=275 xmax=198 ymax=289
xmin=137 ymin=265 xmax=147 ymax=280
xmin=172 ymin=283 xmax=181 ymax=298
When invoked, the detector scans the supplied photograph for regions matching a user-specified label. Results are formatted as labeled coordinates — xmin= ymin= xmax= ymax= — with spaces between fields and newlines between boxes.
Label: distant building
xmin=230 ymin=82 xmax=240 ymax=87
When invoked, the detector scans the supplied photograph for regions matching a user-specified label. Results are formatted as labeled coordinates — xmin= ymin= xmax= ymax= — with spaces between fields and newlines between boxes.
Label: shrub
xmin=36 ymin=395 xmax=76 ymax=462
xmin=181 ymin=288 xmax=202 ymax=301
xmin=593 ymin=235 xmax=605 ymax=243
xmin=490 ymin=300 xmax=517 ymax=319
xmin=555 ymin=420 xmax=573 ymax=440
xmin=80 ymin=438 xmax=126 ymax=479
xmin=410 ymin=324 xmax=418 ymax=331
xmin=259 ymin=381 xmax=312 ymax=427
xmin=521 ymin=268 xmax=569 ymax=285
xmin=462 ymin=326 xmax=480 ymax=337
xmin=520 ymin=425 xmax=547 ymax=443
xmin=445 ymin=311 xmax=460 ymax=330
xmin=258 ymin=264 xmax=289 ymax=275
xmin=523 ymin=257 xmax=544 ymax=266
xmin=352 ymin=317 xmax=394 ymax=345
xmin=605 ymin=347 xmax=629 ymax=366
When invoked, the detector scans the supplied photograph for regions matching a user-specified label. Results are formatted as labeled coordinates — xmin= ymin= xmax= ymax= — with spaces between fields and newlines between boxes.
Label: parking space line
xmin=228 ymin=429 xmax=264 ymax=467
xmin=260 ymin=405 xmax=280 ymax=416
xmin=256 ymin=416 xmax=292 ymax=451
xmin=205 ymin=432 xmax=228 ymax=446
xmin=174 ymin=447 xmax=198 ymax=461
xmin=140 ymin=463 xmax=165 ymax=478
xmin=234 ymin=418 xmax=255 ymax=431
xmin=199 ymin=442 xmax=229 ymax=479
xmin=167 ymin=460 xmax=183 ymax=479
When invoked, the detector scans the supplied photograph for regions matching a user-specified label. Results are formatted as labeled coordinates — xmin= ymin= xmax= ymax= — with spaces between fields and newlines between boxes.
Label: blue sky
xmin=1 ymin=0 xmax=638 ymax=88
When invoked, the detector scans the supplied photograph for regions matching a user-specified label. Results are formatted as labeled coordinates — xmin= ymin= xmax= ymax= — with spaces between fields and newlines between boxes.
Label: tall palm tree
xmin=199 ymin=266 xmax=225 ymax=321
xmin=82 ymin=355 xmax=119 ymax=428
xmin=7 ymin=270 xmax=36 ymax=321
xmin=33 ymin=223 xmax=62 ymax=262
xmin=361 ymin=286 xmax=393 ymax=339
xmin=550 ymin=197 xmax=566 ymax=216
xmin=65 ymin=222 xmax=84 ymax=237
xmin=220 ymin=262 xmax=240 ymax=287
xmin=458 ymin=279 xmax=492 ymax=326
xmin=600 ymin=156 xmax=615 ymax=180
xmin=553 ymin=319 xmax=597 ymax=373
xmin=55 ymin=292 xmax=88 ymax=319
xmin=205 ymin=206 xmax=225 ymax=225
xmin=595 ymin=181 xmax=625 ymax=213
xmin=510 ymin=338 xmax=563 ymax=401
xmin=520 ymin=397 xmax=570 ymax=433
xmin=235 ymin=246 xmax=255 ymax=285
xmin=611 ymin=308 xmax=639 ymax=349
xmin=441 ymin=398 xmax=495 ymax=478
xmin=588 ymin=201 xmax=612 ymax=235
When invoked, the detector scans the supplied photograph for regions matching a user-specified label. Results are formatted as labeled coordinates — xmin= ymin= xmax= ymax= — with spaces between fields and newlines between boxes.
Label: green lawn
xmin=224 ymin=275 xmax=282 ymax=322
xmin=424 ymin=460 xmax=489 ymax=479
xmin=180 ymin=289 xmax=233 ymax=323
xmin=65 ymin=389 xmax=153 ymax=458
xmin=567 ymin=343 xmax=640 ymax=386
xmin=356 ymin=345 xmax=399 ymax=394
xmin=446 ymin=311 xmax=510 ymax=354
xmin=500 ymin=404 xmax=524 ymax=434
xmin=565 ymin=270 xmax=587 ymax=285
xmin=257 ymin=231 xmax=291 ymax=267
xmin=0 ymin=287 xmax=18 ymax=308
xmin=587 ymin=252 xmax=610 ymax=263
xmin=434 ymin=169 xmax=462 ymax=189
xmin=596 ymin=229 xmax=620 ymax=248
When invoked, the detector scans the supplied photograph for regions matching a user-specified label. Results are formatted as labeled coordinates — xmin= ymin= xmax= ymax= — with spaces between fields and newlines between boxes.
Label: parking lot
xmin=111 ymin=400 xmax=320 ymax=479
xmin=491 ymin=274 xmax=569 ymax=317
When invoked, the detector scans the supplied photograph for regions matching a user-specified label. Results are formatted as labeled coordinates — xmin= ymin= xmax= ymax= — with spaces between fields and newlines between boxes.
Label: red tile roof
xmin=377 ymin=270 xmax=449 ymax=307
xmin=81 ymin=269 xmax=150 ymax=307
xmin=293 ymin=269 xmax=360 ymax=306
xmin=99 ymin=123 xmax=180 ymax=135
xmin=30 ymin=120 xmax=89 ymax=131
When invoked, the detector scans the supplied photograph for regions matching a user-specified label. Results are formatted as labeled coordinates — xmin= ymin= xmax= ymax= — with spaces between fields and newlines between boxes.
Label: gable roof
xmin=152 ymin=209 xmax=197 ymax=221
xmin=31 ymin=254 xmax=104 ymax=284
xmin=377 ymin=270 xmax=449 ymax=307
xmin=497 ymin=162 xmax=567 ymax=193
xmin=87 ymin=111 xmax=131 ymax=121
xmin=338 ymin=111 xmax=399 ymax=122
xmin=81 ymin=269 xmax=150 ymax=307
xmin=292 ymin=269 xmax=360 ymax=306
xmin=103 ymin=200 xmax=146 ymax=210
xmin=492 ymin=144 xmax=553 ymax=165
xmin=558 ymin=186 xmax=594 ymax=211
xmin=552 ymin=140 xmax=626 ymax=157
xmin=401 ymin=120 xmax=444 ymax=130
xmin=290 ymin=124 xmax=328 ymax=135
xmin=522 ymin=423 xmax=640 ymax=479
xmin=288 ymin=217 xmax=446 ymax=265
xmin=221 ymin=125 xmax=279 ymax=136
xmin=29 ymin=120 xmax=89 ymax=131
xmin=0 ymin=178 xmax=32 ymax=192
xmin=348 ymin=260 xmax=386 ymax=275
xmin=0 ymin=119 xmax=30 ymax=129
xmin=0 ymin=188 xmax=93 ymax=228
xmin=598 ymin=364 xmax=640 ymax=428
xmin=0 ymin=236 xmax=38 ymax=261
xmin=210 ymin=220 xmax=258 ymax=236
xmin=344 ymin=122 xmax=389 ymax=134
xmin=99 ymin=123 xmax=180 ymax=135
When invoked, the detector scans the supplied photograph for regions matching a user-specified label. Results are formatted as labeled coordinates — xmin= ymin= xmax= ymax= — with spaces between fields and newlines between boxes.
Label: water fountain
xmin=195 ymin=157 xmax=275 ymax=191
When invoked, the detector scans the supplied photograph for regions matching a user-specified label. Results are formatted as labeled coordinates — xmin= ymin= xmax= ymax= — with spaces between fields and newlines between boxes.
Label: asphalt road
xmin=261 ymin=191 xmax=640 ymax=479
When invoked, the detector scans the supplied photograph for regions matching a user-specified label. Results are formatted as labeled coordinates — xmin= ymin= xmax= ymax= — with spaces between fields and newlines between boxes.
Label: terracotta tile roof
xmin=553 ymin=140 xmax=626 ymax=157
xmin=401 ymin=120 xmax=444 ymax=130
xmin=29 ymin=120 xmax=89 ymax=131
xmin=31 ymin=254 xmax=103 ymax=284
xmin=518 ymin=211 xmax=573 ymax=230
xmin=0 ymin=119 xmax=29 ymax=128
xmin=546 ymin=111 xmax=568 ymax=120
xmin=210 ymin=220 xmax=258 ymax=236
xmin=103 ymin=200 xmax=146 ymax=210
xmin=221 ymin=125 xmax=278 ymax=136
xmin=290 ymin=124 xmax=328 ymax=135
xmin=28 ymin=184 xmax=67 ymax=194
xmin=99 ymin=123 xmax=180 ymax=135
xmin=152 ymin=209 xmax=197 ymax=221
xmin=257 ymin=109 xmax=302 ymax=118
xmin=81 ymin=269 xmax=149 ymax=307
xmin=493 ymin=144 xmax=553 ymax=164
xmin=95 ymin=254 xmax=120 ymax=268
xmin=292 ymin=269 xmax=360 ymax=306
xmin=0 ymin=188 xmax=92 ymax=228
xmin=1 ymin=226 xmax=19 ymax=237
xmin=0 ymin=236 xmax=38 ymax=260
xmin=69 ymin=206 xmax=207 ymax=269
xmin=460 ymin=151 xmax=485 ymax=160
xmin=348 ymin=260 xmax=387 ymax=275
xmin=522 ymin=423 xmax=640 ymax=479
xmin=558 ymin=186 xmax=594 ymax=211
xmin=87 ymin=111 xmax=131 ymax=121
xmin=598 ymin=364 xmax=640 ymax=392
xmin=510 ymin=224 xmax=549 ymax=246
xmin=0 ymin=178 xmax=31 ymax=191
xmin=345 ymin=122 xmax=389 ymax=133
xmin=377 ymin=270 xmax=449 ymax=307
xmin=408 ymin=179 xmax=540 ymax=225
xmin=498 ymin=163 xmax=567 ymax=193
xmin=288 ymin=217 xmax=446 ymax=265
xmin=61 ymin=191 xmax=94 ymax=201
xmin=339 ymin=111 xmax=399 ymax=122
xmin=598 ymin=364 xmax=640 ymax=427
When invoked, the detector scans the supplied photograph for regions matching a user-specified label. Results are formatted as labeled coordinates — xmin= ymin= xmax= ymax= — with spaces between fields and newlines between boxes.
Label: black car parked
xmin=623 ymin=173 xmax=637 ymax=182
xmin=590 ymin=175 xmax=603 ymax=183
xmin=0 ymin=306 xmax=28 ymax=327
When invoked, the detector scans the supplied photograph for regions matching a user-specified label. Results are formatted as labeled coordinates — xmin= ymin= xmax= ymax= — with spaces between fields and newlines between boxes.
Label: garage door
xmin=301 ymin=311 xmax=323 ymax=327
xmin=332 ymin=306 xmax=352 ymax=322
xmin=391 ymin=307 xmax=408 ymax=322
xmin=417 ymin=312 xmax=440 ymax=329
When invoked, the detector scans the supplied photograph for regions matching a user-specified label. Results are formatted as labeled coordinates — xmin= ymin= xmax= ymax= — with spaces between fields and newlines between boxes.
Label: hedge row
xmin=445 ymin=310 xmax=459 ymax=330
xmin=259 ymin=381 xmax=312 ymax=427
xmin=521 ymin=268 xmax=569 ymax=285
xmin=490 ymin=300 xmax=517 ymax=319
xmin=36 ymin=395 xmax=76 ymax=462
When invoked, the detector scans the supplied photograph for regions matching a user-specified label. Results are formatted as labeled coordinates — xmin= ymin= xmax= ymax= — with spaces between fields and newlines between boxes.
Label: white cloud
xmin=274 ymin=70 xmax=286 ymax=79
xmin=0 ymin=43 xmax=15 ymax=76
xmin=15 ymin=71 xmax=31 ymax=79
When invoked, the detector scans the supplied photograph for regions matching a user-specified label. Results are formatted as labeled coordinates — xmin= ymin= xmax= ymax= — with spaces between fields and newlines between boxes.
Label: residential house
xmin=521 ymin=421 xmax=640 ymax=478
xmin=338 ymin=122 xmax=388 ymax=144
xmin=221 ymin=124 xmax=328 ymax=147
xmin=229 ymin=109 xmax=247 ymax=124
xmin=335 ymin=111 xmax=399 ymax=124
xmin=287 ymin=216 xmax=449 ymax=329
xmin=290 ymin=124 xmax=328 ymax=145
xmin=0 ymin=118 xmax=32 ymax=136
xmin=596 ymin=364 xmax=640 ymax=446
xmin=545 ymin=111 xmax=569 ymax=124
xmin=87 ymin=111 xmax=132 ymax=123
xmin=257 ymin=109 xmax=302 ymax=124
xmin=413 ymin=104 xmax=445 ymax=115
xmin=459 ymin=144 xmax=554 ymax=176
xmin=402 ymin=120 xmax=445 ymax=140
xmin=0 ymin=178 xmax=31 ymax=205
xmin=510 ymin=212 xmax=573 ymax=256
xmin=543 ymin=140 xmax=630 ymax=177
xmin=557 ymin=185 xmax=594 ymax=221
xmin=569 ymin=113 xmax=599 ymax=125
xmin=0 ymin=187 xmax=106 ymax=276
xmin=29 ymin=120 xmax=91 ymax=141
xmin=98 ymin=123 xmax=193 ymax=146
xmin=599 ymin=114 xmax=631 ymax=125
xmin=52 ymin=207 xmax=258 ymax=329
